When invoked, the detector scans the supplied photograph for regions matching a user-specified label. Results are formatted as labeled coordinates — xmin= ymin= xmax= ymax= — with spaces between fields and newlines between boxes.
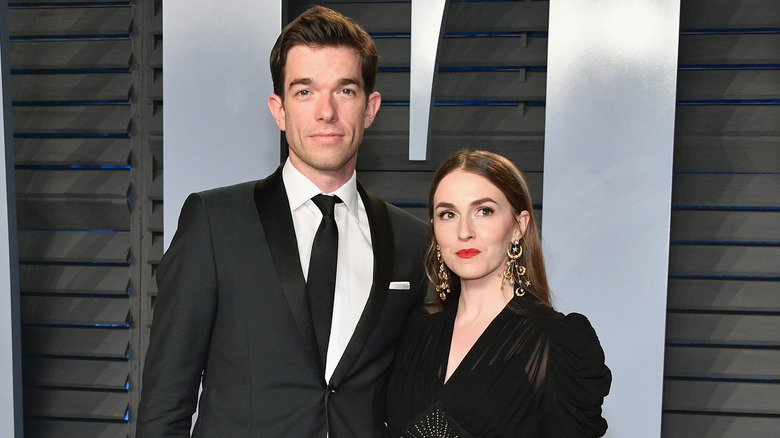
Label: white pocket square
xmin=389 ymin=281 xmax=410 ymax=290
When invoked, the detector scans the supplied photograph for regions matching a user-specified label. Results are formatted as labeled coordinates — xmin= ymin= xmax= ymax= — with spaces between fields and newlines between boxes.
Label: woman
xmin=386 ymin=150 xmax=611 ymax=437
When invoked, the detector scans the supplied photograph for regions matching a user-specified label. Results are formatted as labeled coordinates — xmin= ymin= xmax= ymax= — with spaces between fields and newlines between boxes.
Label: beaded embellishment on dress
xmin=399 ymin=402 xmax=471 ymax=438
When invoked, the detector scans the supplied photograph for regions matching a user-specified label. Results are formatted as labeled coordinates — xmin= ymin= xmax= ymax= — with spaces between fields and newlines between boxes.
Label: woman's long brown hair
xmin=425 ymin=150 xmax=551 ymax=307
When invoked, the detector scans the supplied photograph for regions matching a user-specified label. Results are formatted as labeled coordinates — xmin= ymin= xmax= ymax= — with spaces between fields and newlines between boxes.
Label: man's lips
xmin=456 ymin=249 xmax=480 ymax=258
xmin=311 ymin=133 xmax=344 ymax=143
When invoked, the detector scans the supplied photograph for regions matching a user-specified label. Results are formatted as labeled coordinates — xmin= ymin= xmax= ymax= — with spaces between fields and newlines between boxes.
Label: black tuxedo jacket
xmin=137 ymin=167 xmax=428 ymax=437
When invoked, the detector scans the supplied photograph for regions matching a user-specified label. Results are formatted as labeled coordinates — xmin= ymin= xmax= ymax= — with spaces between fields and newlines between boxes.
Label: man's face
xmin=268 ymin=45 xmax=381 ymax=183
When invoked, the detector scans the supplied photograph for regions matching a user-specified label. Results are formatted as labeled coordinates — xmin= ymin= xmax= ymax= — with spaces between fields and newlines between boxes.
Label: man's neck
xmin=288 ymin=156 xmax=356 ymax=194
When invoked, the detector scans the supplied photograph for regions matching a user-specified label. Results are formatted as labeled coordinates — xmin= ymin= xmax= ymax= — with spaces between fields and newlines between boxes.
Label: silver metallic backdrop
xmin=543 ymin=1 xmax=680 ymax=437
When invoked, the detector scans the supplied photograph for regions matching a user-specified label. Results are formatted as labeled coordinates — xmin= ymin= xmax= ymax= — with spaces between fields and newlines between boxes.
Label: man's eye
xmin=297 ymin=90 xmax=309 ymax=96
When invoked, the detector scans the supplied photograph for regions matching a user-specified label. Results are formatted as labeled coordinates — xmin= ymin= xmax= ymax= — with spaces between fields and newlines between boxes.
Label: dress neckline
xmin=440 ymin=294 xmax=525 ymax=387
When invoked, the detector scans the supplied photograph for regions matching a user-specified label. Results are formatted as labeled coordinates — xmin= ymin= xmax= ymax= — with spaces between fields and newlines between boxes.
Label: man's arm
xmin=136 ymin=193 xmax=218 ymax=437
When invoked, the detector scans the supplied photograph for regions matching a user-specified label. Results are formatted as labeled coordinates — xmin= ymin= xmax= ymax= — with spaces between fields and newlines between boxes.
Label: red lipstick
xmin=456 ymin=249 xmax=480 ymax=258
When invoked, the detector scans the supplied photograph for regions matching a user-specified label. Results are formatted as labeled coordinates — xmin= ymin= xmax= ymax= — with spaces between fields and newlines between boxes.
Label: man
xmin=136 ymin=6 xmax=428 ymax=437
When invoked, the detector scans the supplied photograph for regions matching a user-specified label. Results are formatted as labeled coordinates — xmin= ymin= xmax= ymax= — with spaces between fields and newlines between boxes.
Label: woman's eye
xmin=438 ymin=211 xmax=455 ymax=220
xmin=477 ymin=207 xmax=494 ymax=216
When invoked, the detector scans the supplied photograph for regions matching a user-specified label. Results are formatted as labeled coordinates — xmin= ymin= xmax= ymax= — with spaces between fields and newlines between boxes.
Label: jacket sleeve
xmin=136 ymin=193 xmax=218 ymax=437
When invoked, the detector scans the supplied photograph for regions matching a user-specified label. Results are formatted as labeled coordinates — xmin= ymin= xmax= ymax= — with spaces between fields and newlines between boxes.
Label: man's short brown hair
xmin=269 ymin=6 xmax=379 ymax=98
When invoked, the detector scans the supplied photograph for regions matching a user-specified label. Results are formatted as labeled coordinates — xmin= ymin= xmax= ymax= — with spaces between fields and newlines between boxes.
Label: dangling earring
xmin=435 ymin=245 xmax=451 ymax=300
xmin=502 ymin=239 xmax=530 ymax=297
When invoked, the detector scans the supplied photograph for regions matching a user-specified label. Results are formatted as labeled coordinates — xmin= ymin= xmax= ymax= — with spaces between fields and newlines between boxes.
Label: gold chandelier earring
xmin=435 ymin=245 xmax=451 ymax=300
xmin=502 ymin=239 xmax=530 ymax=297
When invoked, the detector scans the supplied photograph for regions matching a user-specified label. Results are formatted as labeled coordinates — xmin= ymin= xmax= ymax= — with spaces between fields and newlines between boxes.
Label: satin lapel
xmin=330 ymin=183 xmax=394 ymax=387
xmin=254 ymin=167 xmax=324 ymax=378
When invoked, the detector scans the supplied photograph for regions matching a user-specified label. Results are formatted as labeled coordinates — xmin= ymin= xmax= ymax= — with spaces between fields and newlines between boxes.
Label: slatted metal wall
xmin=5 ymin=0 xmax=776 ymax=436
xmin=662 ymin=0 xmax=780 ymax=436
xmin=289 ymin=0 xmax=550 ymax=221
xmin=7 ymin=0 xmax=162 ymax=436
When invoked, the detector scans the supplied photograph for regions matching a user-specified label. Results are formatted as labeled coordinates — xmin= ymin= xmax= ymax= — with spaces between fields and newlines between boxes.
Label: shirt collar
xmin=282 ymin=159 xmax=360 ymax=218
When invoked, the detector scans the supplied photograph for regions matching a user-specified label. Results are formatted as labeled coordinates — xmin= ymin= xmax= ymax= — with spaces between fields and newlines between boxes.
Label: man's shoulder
xmin=384 ymin=201 xmax=428 ymax=237
xmin=198 ymin=180 xmax=258 ymax=197
xmin=192 ymin=180 xmax=260 ymax=204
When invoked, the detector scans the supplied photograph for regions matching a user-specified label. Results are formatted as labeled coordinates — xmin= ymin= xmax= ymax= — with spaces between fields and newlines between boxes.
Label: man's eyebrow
xmin=338 ymin=78 xmax=361 ymax=87
xmin=287 ymin=78 xmax=312 ymax=89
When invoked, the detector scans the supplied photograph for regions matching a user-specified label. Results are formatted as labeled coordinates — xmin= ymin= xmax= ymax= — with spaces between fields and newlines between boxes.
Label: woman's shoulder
xmin=541 ymin=309 xmax=611 ymax=437
xmin=539 ymin=307 xmax=608 ymax=375
xmin=510 ymin=294 xmax=604 ymax=347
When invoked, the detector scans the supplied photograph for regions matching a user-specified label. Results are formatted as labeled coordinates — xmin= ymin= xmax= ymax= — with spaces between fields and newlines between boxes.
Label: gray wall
xmin=164 ymin=0 xmax=282 ymax=248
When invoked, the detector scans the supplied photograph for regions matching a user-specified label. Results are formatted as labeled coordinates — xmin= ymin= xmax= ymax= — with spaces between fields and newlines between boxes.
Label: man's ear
xmin=268 ymin=93 xmax=286 ymax=131
xmin=363 ymin=91 xmax=381 ymax=128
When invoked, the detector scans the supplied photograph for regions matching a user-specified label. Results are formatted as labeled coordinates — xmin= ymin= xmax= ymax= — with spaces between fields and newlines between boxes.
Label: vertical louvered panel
xmin=130 ymin=1 xmax=164 ymax=436
xmin=290 ymin=0 xmax=549 ymax=221
xmin=663 ymin=1 xmax=780 ymax=436
xmin=7 ymin=0 xmax=160 ymax=436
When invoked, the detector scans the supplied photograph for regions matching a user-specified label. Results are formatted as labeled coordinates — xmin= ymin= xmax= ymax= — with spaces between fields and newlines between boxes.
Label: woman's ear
xmin=514 ymin=210 xmax=531 ymax=240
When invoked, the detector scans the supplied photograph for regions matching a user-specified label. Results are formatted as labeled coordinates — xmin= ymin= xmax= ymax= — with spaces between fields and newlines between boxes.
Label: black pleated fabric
xmin=386 ymin=293 xmax=611 ymax=438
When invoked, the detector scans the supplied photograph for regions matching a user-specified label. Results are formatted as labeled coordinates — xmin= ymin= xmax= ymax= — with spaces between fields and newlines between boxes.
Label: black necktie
xmin=307 ymin=194 xmax=342 ymax=370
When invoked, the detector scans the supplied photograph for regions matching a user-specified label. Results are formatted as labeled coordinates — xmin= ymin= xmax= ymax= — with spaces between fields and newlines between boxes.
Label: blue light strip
xmin=18 ymin=259 xmax=131 ymax=266
xmin=18 ymin=227 xmax=130 ymax=232
xmin=8 ymin=1 xmax=131 ymax=7
xmin=678 ymin=63 xmax=780 ymax=70
xmin=666 ymin=341 xmax=780 ymax=349
xmin=9 ymin=34 xmax=130 ymax=42
xmin=666 ymin=308 xmax=780 ymax=316
xmin=680 ymin=27 xmax=780 ymax=35
xmin=11 ymin=67 xmax=131 ymax=74
xmin=380 ymin=99 xmax=545 ymax=106
xmin=665 ymin=375 xmax=780 ymax=383
xmin=379 ymin=65 xmax=547 ymax=72
xmin=668 ymin=274 xmax=780 ymax=281
xmin=371 ymin=30 xmax=548 ymax=38
xmin=22 ymin=415 xmax=130 ymax=423
xmin=14 ymin=132 xmax=130 ymax=138
xmin=672 ymin=205 xmax=780 ymax=212
xmin=678 ymin=98 xmax=780 ymax=105
xmin=20 ymin=291 xmax=131 ymax=298
xmin=675 ymin=171 xmax=780 ymax=175
xmin=444 ymin=31 xmax=548 ymax=38
xmin=670 ymin=239 xmax=780 ymax=246
xmin=15 ymin=164 xmax=131 ymax=170
xmin=13 ymin=99 xmax=131 ymax=106
xmin=661 ymin=409 xmax=780 ymax=418
xmin=439 ymin=65 xmax=547 ymax=72
xmin=21 ymin=321 xmax=131 ymax=328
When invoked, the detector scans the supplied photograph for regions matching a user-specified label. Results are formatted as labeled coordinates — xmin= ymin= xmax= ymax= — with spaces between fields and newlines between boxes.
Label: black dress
xmin=386 ymin=293 xmax=611 ymax=438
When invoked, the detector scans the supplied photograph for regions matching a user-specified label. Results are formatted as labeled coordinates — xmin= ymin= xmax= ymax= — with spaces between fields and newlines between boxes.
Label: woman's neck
xmin=457 ymin=276 xmax=515 ymax=321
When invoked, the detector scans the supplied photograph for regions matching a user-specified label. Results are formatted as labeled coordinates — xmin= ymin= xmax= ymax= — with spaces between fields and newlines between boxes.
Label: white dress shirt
xmin=282 ymin=160 xmax=374 ymax=382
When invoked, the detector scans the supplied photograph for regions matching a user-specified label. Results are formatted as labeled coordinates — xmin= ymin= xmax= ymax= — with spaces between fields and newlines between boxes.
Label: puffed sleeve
xmin=541 ymin=313 xmax=611 ymax=438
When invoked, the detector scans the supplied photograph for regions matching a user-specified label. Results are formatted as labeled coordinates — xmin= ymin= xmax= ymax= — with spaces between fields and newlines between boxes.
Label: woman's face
xmin=432 ymin=170 xmax=529 ymax=286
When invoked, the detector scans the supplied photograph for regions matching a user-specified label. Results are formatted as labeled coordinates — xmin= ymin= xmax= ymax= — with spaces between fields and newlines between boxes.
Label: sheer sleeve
xmin=541 ymin=313 xmax=611 ymax=438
